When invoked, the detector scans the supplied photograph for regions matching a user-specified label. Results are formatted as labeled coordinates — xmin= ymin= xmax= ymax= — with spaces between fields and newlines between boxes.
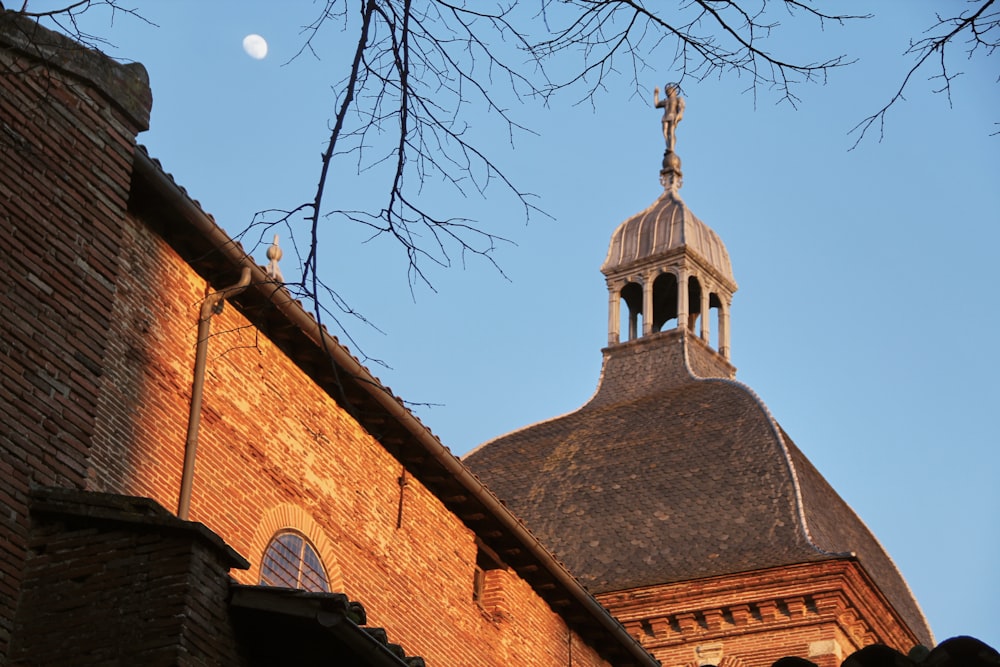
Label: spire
xmin=654 ymin=83 xmax=684 ymax=192
xmin=602 ymin=87 xmax=737 ymax=359
xmin=266 ymin=234 xmax=284 ymax=283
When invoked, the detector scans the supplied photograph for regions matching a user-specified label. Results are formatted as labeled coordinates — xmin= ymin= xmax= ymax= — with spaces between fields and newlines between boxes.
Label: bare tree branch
xmin=255 ymin=0 xmax=544 ymax=359
xmin=531 ymin=0 xmax=866 ymax=107
xmin=256 ymin=1 xmax=871 ymax=357
xmin=16 ymin=0 xmax=155 ymax=50
xmin=851 ymin=0 xmax=998 ymax=147
xmin=23 ymin=1 xmax=935 ymax=366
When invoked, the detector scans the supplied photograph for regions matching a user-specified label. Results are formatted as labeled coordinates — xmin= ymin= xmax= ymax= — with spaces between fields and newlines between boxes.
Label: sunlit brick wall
xmin=86 ymin=205 xmax=612 ymax=665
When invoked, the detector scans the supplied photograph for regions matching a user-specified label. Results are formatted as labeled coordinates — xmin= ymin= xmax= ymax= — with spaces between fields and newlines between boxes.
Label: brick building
xmin=464 ymin=94 xmax=936 ymax=667
xmin=0 ymin=12 xmax=657 ymax=666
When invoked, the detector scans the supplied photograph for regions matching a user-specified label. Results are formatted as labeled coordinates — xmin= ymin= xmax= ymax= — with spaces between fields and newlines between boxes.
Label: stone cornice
xmin=603 ymin=244 xmax=738 ymax=294
xmin=597 ymin=559 xmax=921 ymax=654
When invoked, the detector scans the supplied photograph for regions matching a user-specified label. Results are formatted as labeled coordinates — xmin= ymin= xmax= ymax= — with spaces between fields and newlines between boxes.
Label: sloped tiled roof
xmin=230 ymin=586 xmax=425 ymax=667
xmin=465 ymin=329 xmax=932 ymax=646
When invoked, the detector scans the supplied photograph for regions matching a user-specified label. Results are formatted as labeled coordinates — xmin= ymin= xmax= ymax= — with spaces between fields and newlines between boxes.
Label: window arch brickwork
xmin=248 ymin=503 xmax=343 ymax=592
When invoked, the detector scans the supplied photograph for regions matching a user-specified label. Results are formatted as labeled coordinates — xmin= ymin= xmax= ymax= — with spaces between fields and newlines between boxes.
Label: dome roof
xmin=601 ymin=189 xmax=734 ymax=285
xmin=464 ymin=333 xmax=933 ymax=647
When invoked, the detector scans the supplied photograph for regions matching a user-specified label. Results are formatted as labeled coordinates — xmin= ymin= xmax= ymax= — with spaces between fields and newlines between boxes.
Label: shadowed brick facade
xmin=0 ymin=13 xmax=152 ymax=656
xmin=13 ymin=489 xmax=247 ymax=665
xmin=0 ymin=11 xmax=656 ymax=666
xmin=465 ymin=102 xmax=935 ymax=666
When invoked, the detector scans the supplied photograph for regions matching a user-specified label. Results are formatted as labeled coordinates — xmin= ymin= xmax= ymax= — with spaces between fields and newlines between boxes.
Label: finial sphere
xmin=663 ymin=151 xmax=681 ymax=171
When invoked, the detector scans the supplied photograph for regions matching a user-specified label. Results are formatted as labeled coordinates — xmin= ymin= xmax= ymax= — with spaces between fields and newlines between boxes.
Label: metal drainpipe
xmin=177 ymin=267 xmax=252 ymax=520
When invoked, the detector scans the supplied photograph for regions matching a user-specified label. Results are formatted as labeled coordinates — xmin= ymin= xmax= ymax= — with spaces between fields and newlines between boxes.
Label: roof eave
xmin=129 ymin=149 xmax=658 ymax=667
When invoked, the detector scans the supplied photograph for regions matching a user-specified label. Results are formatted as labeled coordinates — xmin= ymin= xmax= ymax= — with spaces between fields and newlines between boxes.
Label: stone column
xmin=608 ymin=284 xmax=620 ymax=345
xmin=719 ymin=299 xmax=731 ymax=359
xmin=642 ymin=271 xmax=655 ymax=337
xmin=700 ymin=289 xmax=711 ymax=342
xmin=676 ymin=268 xmax=689 ymax=333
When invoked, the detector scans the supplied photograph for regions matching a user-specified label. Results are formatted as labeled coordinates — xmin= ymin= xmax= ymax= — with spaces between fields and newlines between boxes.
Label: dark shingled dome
xmin=464 ymin=330 xmax=932 ymax=646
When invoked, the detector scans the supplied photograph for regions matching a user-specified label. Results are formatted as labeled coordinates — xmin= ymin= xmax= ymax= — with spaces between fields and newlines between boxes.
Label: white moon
xmin=242 ymin=34 xmax=268 ymax=60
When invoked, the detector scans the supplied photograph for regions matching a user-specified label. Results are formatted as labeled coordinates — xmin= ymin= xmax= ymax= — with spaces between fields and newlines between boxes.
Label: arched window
xmin=652 ymin=272 xmax=678 ymax=332
xmin=619 ymin=281 xmax=644 ymax=341
xmin=709 ymin=292 xmax=723 ymax=351
xmin=687 ymin=276 xmax=703 ymax=332
xmin=259 ymin=531 xmax=330 ymax=592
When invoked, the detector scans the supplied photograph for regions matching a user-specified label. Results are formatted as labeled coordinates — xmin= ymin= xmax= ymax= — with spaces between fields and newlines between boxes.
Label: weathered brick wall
xmin=0 ymin=11 xmax=150 ymax=659
xmin=86 ymin=206 xmax=612 ymax=665
xmin=11 ymin=490 xmax=242 ymax=666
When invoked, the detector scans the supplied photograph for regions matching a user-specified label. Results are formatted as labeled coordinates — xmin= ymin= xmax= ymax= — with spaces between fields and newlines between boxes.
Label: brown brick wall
xmin=0 ymin=12 xmax=150 ymax=659
xmin=85 ymin=207 xmax=611 ymax=665
xmin=11 ymin=493 xmax=241 ymax=666
xmin=0 ymin=14 xmax=620 ymax=665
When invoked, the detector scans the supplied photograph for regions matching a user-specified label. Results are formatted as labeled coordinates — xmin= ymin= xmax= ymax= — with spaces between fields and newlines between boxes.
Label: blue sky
xmin=36 ymin=1 xmax=999 ymax=649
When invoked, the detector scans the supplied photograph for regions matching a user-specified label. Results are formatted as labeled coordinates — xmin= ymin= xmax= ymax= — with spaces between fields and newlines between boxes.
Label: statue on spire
xmin=654 ymin=83 xmax=684 ymax=192
xmin=654 ymin=84 xmax=684 ymax=153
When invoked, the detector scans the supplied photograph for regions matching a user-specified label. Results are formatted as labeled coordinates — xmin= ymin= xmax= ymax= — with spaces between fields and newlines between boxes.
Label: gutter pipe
xmin=177 ymin=265 xmax=252 ymax=520
xmin=135 ymin=151 xmax=658 ymax=667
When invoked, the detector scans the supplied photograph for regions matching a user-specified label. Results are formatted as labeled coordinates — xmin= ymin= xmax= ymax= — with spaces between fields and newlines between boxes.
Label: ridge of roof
xmin=679 ymin=336 xmax=852 ymax=563
xmin=680 ymin=341 xmax=932 ymax=643
xmin=230 ymin=585 xmax=425 ymax=667
xmin=29 ymin=487 xmax=251 ymax=571
xmin=130 ymin=147 xmax=421 ymax=430
xmin=780 ymin=428 xmax=934 ymax=645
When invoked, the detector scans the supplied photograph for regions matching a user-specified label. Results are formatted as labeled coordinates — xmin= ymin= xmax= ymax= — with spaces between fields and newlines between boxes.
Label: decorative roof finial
xmin=266 ymin=234 xmax=284 ymax=283
xmin=654 ymin=83 xmax=684 ymax=192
